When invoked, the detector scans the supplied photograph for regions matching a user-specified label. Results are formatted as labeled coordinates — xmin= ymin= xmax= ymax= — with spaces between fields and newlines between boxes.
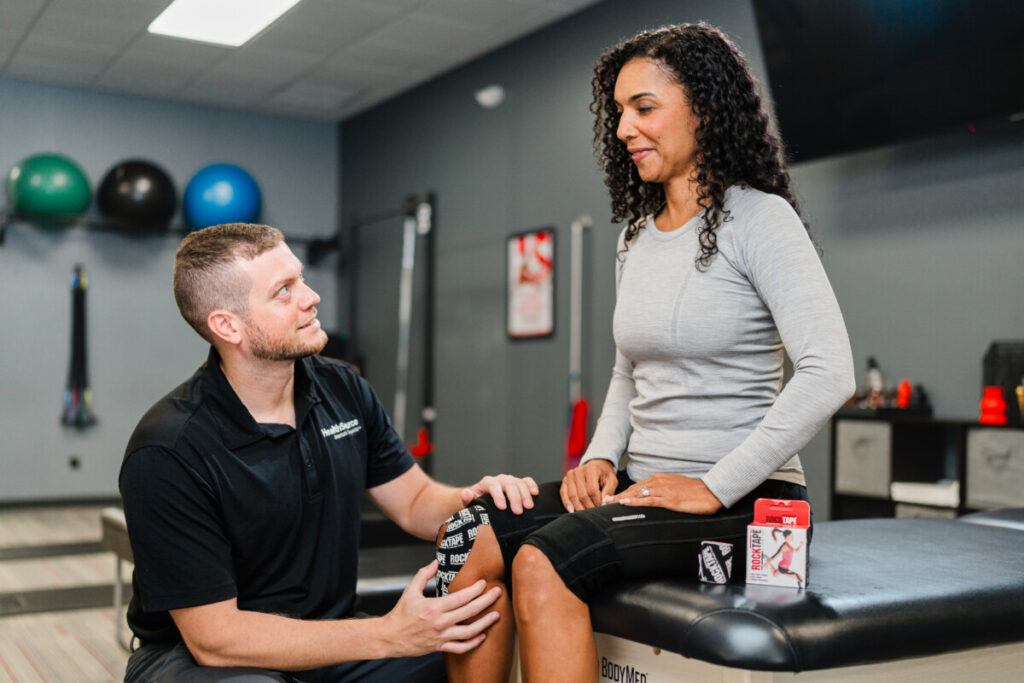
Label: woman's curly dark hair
xmin=592 ymin=23 xmax=808 ymax=269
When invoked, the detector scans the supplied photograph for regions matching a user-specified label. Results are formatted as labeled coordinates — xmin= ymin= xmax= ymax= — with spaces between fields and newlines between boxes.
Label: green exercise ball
xmin=7 ymin=153 xmax=92 ymax=227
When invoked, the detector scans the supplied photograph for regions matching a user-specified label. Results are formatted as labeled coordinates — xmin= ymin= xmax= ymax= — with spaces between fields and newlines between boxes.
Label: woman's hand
xmin=560 ymin=459 xmax=617 ymax=512
xmin=605 ymin=473 xmax=723 ymax=515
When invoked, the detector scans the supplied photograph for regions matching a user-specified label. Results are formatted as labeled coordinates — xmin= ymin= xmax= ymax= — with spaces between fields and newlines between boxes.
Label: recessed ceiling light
xmin=148 ymin=0 xmax=302 ymax=47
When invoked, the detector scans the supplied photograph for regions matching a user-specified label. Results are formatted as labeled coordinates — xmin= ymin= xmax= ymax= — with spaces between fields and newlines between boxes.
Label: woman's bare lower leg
xmin=442 ymin=523 xmax=515 ymax=683
xmin=512 ymin=545 xmax=597 ymax=683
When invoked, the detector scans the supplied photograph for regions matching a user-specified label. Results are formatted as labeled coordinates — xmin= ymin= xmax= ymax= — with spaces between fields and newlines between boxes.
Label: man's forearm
xmin=403 ymin=482 xmax=464 ymax=539
xmin=370 ymin=466 xmax=538 ymax=540
xmin=176 ymin=560 xmax=500 ymax=672
xmin=177 ymin=606 xmax=400 ymax=671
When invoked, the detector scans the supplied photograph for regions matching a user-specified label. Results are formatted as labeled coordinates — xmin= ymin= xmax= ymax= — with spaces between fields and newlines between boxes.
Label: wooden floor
xmin=0 ymin=505 xmax=130 ymax=683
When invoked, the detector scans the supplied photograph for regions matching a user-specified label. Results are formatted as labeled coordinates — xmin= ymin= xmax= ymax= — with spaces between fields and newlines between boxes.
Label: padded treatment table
xmin=578 ymin=516 xmax=1024 ymax=682
xmin=960 ymin=506 xmax=1024 ymax=531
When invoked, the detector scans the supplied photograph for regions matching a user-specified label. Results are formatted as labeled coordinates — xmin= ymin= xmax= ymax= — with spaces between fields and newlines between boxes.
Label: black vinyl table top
xmin=588 ymin=517 xmax=1024 ymax=672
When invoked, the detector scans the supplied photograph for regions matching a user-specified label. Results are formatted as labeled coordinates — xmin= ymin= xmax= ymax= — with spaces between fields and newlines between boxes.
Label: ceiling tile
xmin=1 ymin=0 xmax=600 ymax=122
xmin=367 ymin=14 xmax=486 ymax=56
xmin=340 ymin=40 xmax=445 ymax=76
xmin=190 ymin=68 xmax=282 ymax=91
xmin=337 ymin=90 xmax=389 ymax=117
xmin=247 ymin=23 xmax=347 ymax=59
xmin=46 ymin=0 xmax=166 ymax=18
xmin=341 ymin=0 xmax=422 ymax=15
xmin=94 ymin=69 xmax=192 ymax=96
xmin=270 ymin=80 xmax=358 ymax=109
xmin=417 ymin=0 xmax=529 ymax=31
xmin=29 ymin=2 xmax=151 ymax=43
xmin=179 ymin=78 xmax=270 ymax=106
xmin=308 ymin=58 xmax=395 ymax=90
xmin=10 ymin=37 xmax=111 ymax=74
xmin=119 ymin=33 xmax=231 ymax=67
xmin=500 ymin=2 xmax=581 ymax=39
xmin=0 ymin=32 xmax=20 ymax=66
xmin=22 ymin=17 xmax=137 ymax=48
xmin=338 ymin=83 xmax=421 ymax=117
xmin=0 ymin=0 xmax=46 ymax=64
xmin=176 ymin=88 xmax=259 ymax=111
xmin=5 ymin=57 xmax=98 ymax=86
xmin=214 ymin=45 xmax=321 ymax=82
xmin=98 ymin=52 xmax=207 ymax=93
xmin=276 ymin=0 xmax=393 ymax=40
xmin=552 ymin=0 xmax=604 ymax=10
xmin=93 ymin=72 xmax=189 ymax=98
xmin=507 ymin=0 xmax=581 ymax=6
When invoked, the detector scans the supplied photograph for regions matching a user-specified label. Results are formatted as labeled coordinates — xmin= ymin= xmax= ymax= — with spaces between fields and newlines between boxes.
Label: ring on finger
xmin=641 ymin=487 xmax=650 ymax=498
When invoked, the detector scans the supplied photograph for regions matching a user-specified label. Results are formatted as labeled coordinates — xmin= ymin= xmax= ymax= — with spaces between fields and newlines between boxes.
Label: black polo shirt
xmin=119 ymin=348 xmax=414 ymax=643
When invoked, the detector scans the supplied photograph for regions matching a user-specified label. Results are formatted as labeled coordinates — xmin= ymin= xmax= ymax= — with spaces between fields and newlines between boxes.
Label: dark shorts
xmin=474 ymin=472 xmax=809 ymax=601
xmin=125 ymin=639 xmax=446 ymax=683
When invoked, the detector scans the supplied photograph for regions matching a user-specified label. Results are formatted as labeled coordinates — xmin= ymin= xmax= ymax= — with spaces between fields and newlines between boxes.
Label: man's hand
xmin=460 ymin=474 xmax=539 ymax=514
xmin=560 ymin=459 xmax=617 ymax=512
xmin=382 ymin=560 xmax=502 ymax=656
xmin=605 ymin=473 xmax=723 ymax=515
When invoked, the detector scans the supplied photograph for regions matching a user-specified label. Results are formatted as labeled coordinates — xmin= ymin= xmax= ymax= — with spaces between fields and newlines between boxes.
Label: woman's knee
xmin=435 ymin=505 xmax=504 ymax=595
xmin=511 ymin=545 xmax=566 ymax=613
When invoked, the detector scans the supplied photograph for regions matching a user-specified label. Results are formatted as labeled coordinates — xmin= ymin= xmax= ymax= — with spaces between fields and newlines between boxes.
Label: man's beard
xmin=245 ymin=320 xmax=327 ymax=362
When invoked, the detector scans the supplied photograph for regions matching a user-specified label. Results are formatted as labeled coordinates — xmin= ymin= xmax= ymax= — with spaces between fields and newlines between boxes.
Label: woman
xmin=437 ymin=23 xmax=854 ymax=682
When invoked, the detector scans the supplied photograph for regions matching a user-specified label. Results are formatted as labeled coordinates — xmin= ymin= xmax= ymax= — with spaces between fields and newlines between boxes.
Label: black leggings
xmin=474 ymin=472 xmax=809 ymax=601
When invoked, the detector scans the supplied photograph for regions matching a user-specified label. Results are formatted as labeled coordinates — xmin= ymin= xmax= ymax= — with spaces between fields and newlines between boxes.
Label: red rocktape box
xmin=746 ymin=498 xmax=810 ymax=589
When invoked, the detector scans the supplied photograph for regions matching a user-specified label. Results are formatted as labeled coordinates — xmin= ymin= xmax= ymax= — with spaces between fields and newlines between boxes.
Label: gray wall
xmin=0 ymin=77 xmax=339 ymax=503
xmin=342 ymin=0 xmax=1024 ymax=519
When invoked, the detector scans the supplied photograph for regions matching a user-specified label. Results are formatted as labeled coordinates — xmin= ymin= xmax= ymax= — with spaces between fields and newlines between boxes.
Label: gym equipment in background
xmin=393 ymin=199 xmax=433 ymax=446
xmin=62 ymin=264 xmax=97 ymax=429
xmin=0 ymin=158 xmax=343 ymax=254
xmin=97 ymin=159 xmax=177 ymax=232
xmin=183 ymin=163 xmax=262 ymax=229
xmin=341 ymin=194 xmax=437 ymax=473
xmin=565 ymin=215 xmax=592 ymax=473
xmin=6 ymin=153 xmax=91 ymax=228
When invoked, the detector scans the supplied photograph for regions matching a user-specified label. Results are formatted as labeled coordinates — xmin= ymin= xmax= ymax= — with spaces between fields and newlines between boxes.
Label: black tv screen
xmin=753 ymin=0 xmax=1024 ymax=162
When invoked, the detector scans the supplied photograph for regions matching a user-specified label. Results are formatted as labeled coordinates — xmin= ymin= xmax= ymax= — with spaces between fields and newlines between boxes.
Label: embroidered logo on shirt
xmin=320 ymin=419 xmax=362 ymax=440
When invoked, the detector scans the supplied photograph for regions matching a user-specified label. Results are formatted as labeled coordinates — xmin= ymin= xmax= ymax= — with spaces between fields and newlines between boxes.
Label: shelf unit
xmin=829 ymin=410 xmax=1024 ymax=520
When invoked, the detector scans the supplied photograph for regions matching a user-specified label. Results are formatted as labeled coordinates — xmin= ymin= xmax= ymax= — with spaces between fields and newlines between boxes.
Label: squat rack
xmin=311 ymin=193 xmax=437 ymax=472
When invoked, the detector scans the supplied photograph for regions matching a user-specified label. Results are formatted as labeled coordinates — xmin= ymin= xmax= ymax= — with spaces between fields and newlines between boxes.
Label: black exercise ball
xmin=97 ymin=159 xmax=177 ymax=232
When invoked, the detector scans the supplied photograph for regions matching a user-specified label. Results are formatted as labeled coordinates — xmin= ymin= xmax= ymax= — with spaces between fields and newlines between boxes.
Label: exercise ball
xmin=6 ymin=153 xmax=91 ymax=227
xmin=183 ymin=163 xmax=262 ymax=229
xmin=97 ymin=159 xmax=177 ymax=232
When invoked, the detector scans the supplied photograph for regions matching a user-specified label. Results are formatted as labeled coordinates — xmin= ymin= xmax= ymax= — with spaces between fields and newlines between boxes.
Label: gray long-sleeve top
xmin=579 ymin=185 xmax=855 ymax=508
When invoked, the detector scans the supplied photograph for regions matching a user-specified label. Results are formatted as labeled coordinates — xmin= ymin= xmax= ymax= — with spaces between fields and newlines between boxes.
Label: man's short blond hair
xmin=173 ymin=223 xmax=284 ymax=343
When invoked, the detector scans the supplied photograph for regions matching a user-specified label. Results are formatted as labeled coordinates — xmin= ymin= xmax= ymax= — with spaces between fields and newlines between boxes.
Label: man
xmin=121 ymin=223 xmax=538 ymax=681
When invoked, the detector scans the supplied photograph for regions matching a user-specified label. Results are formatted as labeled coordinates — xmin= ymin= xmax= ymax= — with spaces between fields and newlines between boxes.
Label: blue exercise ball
xmin=183 ymin=163 xmax=262 ymax=229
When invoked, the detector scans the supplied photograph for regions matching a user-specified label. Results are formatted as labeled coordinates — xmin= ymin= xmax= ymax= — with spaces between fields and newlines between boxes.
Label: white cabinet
xmin=966 ymin=429 xmax=1024 ymax=510
xmin=834 ymin=419 xmax=892 ymax=498
xmin=831 ymin=414 xmax=1023 ymax=519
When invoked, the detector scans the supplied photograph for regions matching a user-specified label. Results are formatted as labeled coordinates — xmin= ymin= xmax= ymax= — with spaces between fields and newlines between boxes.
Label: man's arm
xmin=171 ymin=561 xmax=500 ymax=670
xmin=369 ymin=464 xmax=539 ymax=540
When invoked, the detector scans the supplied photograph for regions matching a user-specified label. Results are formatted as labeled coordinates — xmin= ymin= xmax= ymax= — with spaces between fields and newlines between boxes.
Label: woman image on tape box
xmin=438 ymin=23 xmax=855 ymax=683
xmin=768 ymin=528 xmax=806 ymax=589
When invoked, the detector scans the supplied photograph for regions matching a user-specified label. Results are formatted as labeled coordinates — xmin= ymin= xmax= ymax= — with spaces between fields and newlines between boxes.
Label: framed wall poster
xmin=507 ymin=227 xmax=555 ymax=339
